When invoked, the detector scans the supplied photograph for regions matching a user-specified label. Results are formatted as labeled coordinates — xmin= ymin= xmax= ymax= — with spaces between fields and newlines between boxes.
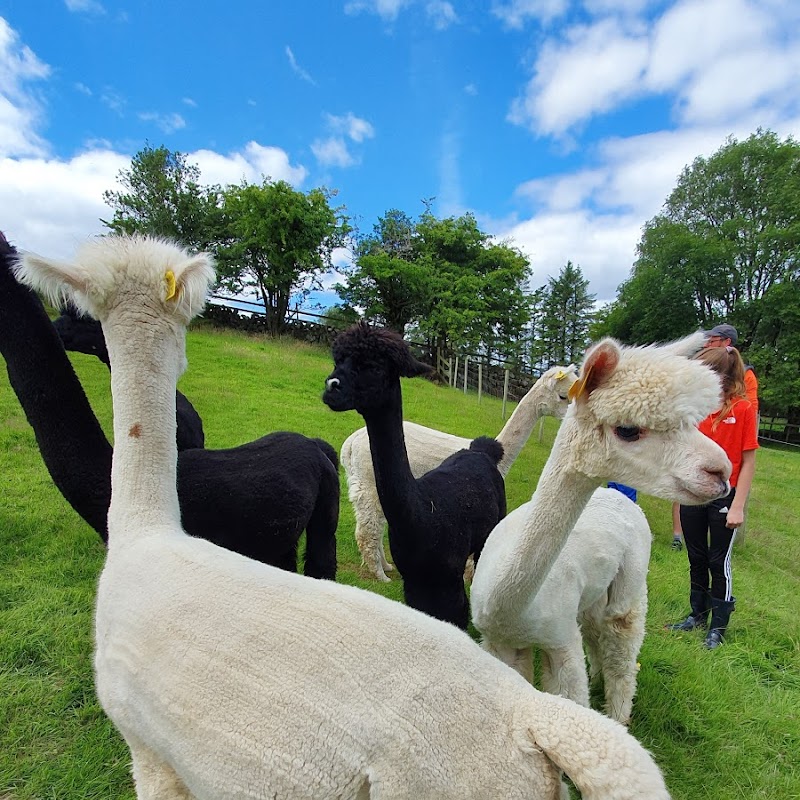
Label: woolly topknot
xmin=16 ymin=235 xmax=215 ymax=327
xmin=468 ymin=436 xmax=504 ymax=465
xmin=332 ymin=322 xmax=432 ymax=379
xmin=583 ymin=335 xmax=723 ymax=431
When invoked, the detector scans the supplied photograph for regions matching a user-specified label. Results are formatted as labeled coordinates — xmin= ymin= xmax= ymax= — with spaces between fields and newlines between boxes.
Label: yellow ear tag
xmin=568 ymin=364 xmax=594 ymax=401
xmin=555 ymin=369 xmax=567 ymax=380
xmin=165 ymin=270 xmax=178 ymax=301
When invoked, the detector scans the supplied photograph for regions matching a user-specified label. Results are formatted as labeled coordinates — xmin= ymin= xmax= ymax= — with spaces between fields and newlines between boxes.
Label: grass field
xmin=1 ymin=322 xmax=798 ymax=799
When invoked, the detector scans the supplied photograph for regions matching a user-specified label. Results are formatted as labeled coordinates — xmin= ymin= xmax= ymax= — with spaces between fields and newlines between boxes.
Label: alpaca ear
xmin=660 ymin=330 xmax=706 ymax=358
xmin=400 ymin=356 xmax=434 ymax=379
xmin=569 ymin=339 xmax=620 ymax=403
xmin=15 ymin=252 xmax=90 ymax=311
xmin=169 ymin=253 xmax=216 ymax=320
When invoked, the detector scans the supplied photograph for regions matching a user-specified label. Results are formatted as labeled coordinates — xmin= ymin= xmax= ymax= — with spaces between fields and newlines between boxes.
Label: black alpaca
xmin=53 ymin=303 xmax=206 ymax=451
xmin=323 ymin=322 xmax=506 ymax=628
xmin=0 ymin=232 xmax=338 ymax=578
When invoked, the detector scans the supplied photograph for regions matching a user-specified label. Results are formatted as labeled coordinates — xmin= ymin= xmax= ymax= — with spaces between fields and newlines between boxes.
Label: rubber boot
xmin=704 ymin=597 xmax=736 ymax=649
xmin=667 ymin=589 xmax=710 ymax=631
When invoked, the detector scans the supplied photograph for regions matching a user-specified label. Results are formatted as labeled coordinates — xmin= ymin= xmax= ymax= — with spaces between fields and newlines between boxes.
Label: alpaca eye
xmin=614 ymin=426 xmax=641 ymax=442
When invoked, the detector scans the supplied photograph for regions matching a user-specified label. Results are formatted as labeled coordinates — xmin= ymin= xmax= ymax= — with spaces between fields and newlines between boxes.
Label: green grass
xmin=1 ymin=322 xmax=798 ymax=799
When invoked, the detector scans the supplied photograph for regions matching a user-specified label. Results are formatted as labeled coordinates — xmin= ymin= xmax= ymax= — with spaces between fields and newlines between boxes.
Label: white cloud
xmin=511 ymin=0 xmax=800 ymax=137
xmin=192 ymin=142 xmax=308 ymax=187
xmin=64 ymin=0 xmax=106 ymax=14
xmin=491 ymin=0 xmax=569 ymax=29
xmin=426 ymin=1 xmax=458 ymax=30
xmin=324 ymin=112 xmax=375 ymax=142
xmin=0 ymin=17 xmax=50 ymax=158
xmin=99 ymin=88 xmax=125 ymax=115
xmin=75 ymin=82 xmax=92 ymax=96
xmin=344 ymin=0 xmax=411 ymax=21
xmin=501 ymin=208 xmax=643 ymax=301
xmin=1 ymin=148 xmax=128 ymax=258
xmin=510 ymin=18 xmax=649 ymax=135
xmin=285 ymin=45 xmax=316 ymax=85
xmin=311 ymin=137 xmax=355 ymax=168
xmin=138 ymin=111 xmax=186 ymax=134
xmin=2 ymin=140 xmax=309 ymax=260
xmin=499 ymin=119 xmax=800 ymax=302
xmin=182 ymin=97 xmax=197 ymax=107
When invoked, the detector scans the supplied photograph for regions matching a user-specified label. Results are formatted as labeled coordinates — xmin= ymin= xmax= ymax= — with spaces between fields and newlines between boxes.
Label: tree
xmin=217 ymin=180 xmax=350 ymax=335
xmin=335 ymin=210 xmax=431 ymax=335
xmin=102 ymin=144 xmax=222 ymax=250
xmin=532 ymin=262 xmax=595 ymax=367
xmin=601 ymin=129 xmax=800 ymax=410
xmin=605 ymin=130 xmax=800 ymax=340
xmin=414 ymin=212 xmax=532 ymax=359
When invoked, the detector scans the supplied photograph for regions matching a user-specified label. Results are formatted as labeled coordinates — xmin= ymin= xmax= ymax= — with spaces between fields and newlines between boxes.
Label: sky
xmin=2 ymin=0 xmax=800 ymax=308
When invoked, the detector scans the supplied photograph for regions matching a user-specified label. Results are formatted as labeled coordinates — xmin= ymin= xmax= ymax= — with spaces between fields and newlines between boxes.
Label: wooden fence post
xmin=477 ymin=363 xmax=483 ymax=403
xmin=502 ymin=368 xmax=510 ymax=419
xmin=463 ymin=356 xmax=469 ymax=393
xmin=453 ymin=356 xmax=459 ymax=388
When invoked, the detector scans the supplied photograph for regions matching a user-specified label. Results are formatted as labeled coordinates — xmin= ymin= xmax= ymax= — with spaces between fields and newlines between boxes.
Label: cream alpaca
xmin=342 ymin=365 xmax=578 ymax=581
xmin=471 ymin=334 xmax=732 ymax=714
xmin=486 ymin=487 xmax=652 ymax=724
xmin=18 ymin=235 xmax=672 ymax=800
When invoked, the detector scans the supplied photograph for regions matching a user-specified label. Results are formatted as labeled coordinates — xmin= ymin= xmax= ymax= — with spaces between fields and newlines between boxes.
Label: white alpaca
xmin=492 ymin=487 xmax=652 ymax=724
xmin=19 ymin=235 xmax=672 ymax=800
xmin=471 ymin=333 xmax=732 ymax=725
xmin=342 ymin=365 xmax=578 ymax=581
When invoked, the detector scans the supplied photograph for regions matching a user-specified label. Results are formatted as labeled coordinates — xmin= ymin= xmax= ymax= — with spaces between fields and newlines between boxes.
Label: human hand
xmin=726 ymin=506 xmax=745 ymax=529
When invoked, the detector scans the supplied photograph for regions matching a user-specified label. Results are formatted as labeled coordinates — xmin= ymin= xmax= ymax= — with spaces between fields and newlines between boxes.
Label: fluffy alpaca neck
xmin=361 ymin=385 xmax=421 ymax=524
xmin=484 ymin=417 xmax=600 ymax=626
xmin=0 ymin=250 xmax=113 ymax=536
xmin=494 ymin=383 xmax=548 ymax=477
xmin=104 ymin=317 xmax=182 ymax=539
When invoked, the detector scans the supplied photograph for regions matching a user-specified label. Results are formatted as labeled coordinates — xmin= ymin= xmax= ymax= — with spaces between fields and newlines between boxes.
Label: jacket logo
xmin=723 ymin=417 xmax=736 ymax=424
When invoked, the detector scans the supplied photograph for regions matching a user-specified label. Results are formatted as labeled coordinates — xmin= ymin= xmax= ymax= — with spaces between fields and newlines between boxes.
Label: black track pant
xmin=680 ymin=489 xmax=737 ymax=603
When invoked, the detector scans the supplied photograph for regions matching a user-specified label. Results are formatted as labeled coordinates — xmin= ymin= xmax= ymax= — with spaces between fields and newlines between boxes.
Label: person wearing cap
xmin=666 ymin=345 xmax=758 ymax=649
xmin=703 ymin=324 xmax=758 ymax=410
xmin=670 ymin=322 xmax=759 ymax=551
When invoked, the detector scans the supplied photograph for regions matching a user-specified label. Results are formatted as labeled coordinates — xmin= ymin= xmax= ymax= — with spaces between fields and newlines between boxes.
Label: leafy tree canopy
xmin=217 ymin=180 xmax=350 ymax=335
xmin=604 ymin=129 xmax=800 ymax=342
xmin=600 ymin=129 xmax=800 ymax=410
xmin=529 ymin=261 xmax=595 ymax=368
xmin=102 ymin=144 xmax=222 ymax=250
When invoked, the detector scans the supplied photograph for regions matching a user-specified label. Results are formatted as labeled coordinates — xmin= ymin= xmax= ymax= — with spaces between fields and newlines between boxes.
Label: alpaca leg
xmin=129 ymin=740 xmax=193 ymax=799
xmin=350 ymin=486 xmax=392 ymax=582
xmin=481 ymin=637 xmax=534 ymax=684
xmin=303 ymin=474 xmax=339 ymax=580
xmin=463 ymin=554 xmax=475 ymax=584
xmin=581 ymin=605 xmax=604 ymax=684
xmin=598 ymin=597 xmax=647 ymax=725
xmin=539 ymin=629 xmax=590 ymax=708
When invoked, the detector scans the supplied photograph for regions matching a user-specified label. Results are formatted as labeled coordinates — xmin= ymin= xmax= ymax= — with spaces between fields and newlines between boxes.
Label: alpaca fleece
xmin=53 ymin=303 xmax=206 ymax=450
xmin=472 ymin=333 xmax=733 ymax=712
xmin=2 ymin=234 xmax=337 ymax=578
xmin=17 ymin=233 xmax=673 ymax=799
xmin=324 ymin=322 xmax=506 ymax=629
xmin=340 ymin=364 xmax=578 ymax=581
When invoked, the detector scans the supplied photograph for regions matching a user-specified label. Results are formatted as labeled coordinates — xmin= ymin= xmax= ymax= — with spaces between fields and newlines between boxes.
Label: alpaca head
xmin=323 ymin=322 xmax=432 ymax=414
xmin=53 ymin=303 xmax=110 ymax=364
xmin=562 ymin=333 xmax=731 ymax=504
xmin=16 ymin=235 xmax=214 ymax=341
xmin=536 ymin=365 xmax=579 ymax=419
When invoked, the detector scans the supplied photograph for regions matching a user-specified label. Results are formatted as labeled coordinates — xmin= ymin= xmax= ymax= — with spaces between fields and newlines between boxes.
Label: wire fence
xmin=203 ymin=295 xmax=798 ymax=435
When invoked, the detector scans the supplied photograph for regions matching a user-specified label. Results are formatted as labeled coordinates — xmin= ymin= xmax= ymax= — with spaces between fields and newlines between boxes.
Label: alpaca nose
xmin=326 ymin=377 xmax=340 ymax=391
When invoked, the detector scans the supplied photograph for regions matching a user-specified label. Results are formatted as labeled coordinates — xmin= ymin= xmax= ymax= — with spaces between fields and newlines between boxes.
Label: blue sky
xmin=2 ymin=0 xmax=799 ymax=306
